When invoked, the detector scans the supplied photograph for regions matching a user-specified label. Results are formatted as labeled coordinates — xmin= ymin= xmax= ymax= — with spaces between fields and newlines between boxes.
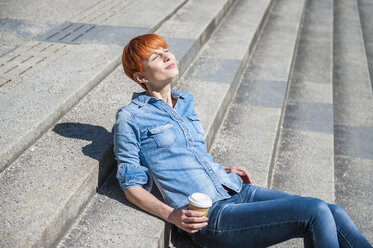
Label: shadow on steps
xmin=53 ymin=124 xmax=172 ymax=220
xmin=53 ymin=122 xmax=117 ymax=186
xmin=53 ymin=122 xmax=112 ymax=161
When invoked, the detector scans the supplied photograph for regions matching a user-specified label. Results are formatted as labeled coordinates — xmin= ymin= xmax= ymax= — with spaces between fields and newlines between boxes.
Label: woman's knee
xmin=303 ymin=197 xmax=333 ymax=219
xmin=328 ymin=203 xmax=348 ymax=219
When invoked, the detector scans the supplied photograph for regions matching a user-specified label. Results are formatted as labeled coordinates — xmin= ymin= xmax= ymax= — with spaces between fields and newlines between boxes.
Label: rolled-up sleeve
xmin=113 ymin=108 xmax=152 ymax=191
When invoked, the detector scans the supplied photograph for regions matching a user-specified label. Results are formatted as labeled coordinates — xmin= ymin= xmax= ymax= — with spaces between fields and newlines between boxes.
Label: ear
xmin=133 ymin=72 xmax=148 ymax=84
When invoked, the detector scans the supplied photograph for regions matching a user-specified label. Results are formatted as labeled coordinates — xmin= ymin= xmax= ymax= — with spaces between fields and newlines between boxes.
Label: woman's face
xmin=141 ymin=47 xmax=179 ymax=89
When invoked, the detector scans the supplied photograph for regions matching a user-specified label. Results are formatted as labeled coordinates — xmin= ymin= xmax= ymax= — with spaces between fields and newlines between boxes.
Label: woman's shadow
xmin=52 ymin=122 xmax=163 ymax=207
xmin=53 ymin=122 xmax=123 ymax=199
xmin=53 ymin=122 xmax=112 ymax=161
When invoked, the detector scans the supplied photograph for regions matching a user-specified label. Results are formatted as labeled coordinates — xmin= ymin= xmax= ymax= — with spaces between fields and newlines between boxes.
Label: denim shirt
xmin=112 ymin=89 xmax=242 ymax=209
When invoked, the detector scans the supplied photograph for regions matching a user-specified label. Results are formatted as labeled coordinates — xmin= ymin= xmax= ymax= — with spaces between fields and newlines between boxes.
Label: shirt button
xmin=188 ymin=141 xmax=192 ymax=144
xmin=209 ymin=171 xmax=213 ymax=174
xmin=178 ymin=119 xmax=183 ymax=123
xmin=193 ymin=149 xmax=197 ymax=152
xmin=184 ymin=129 xmax=188 ymax=132
xmin=171 ymin=111 xmax=174 ymax=114
xmin=161 ymin=102 xmax=165 ymax=105
xmin=201 ymin=159 xmax=204 ymax=162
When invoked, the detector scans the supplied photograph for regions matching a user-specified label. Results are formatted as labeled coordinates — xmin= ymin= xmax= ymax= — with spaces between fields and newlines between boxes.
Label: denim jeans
xmin=189 ymin=184 xmax=372 ymax=248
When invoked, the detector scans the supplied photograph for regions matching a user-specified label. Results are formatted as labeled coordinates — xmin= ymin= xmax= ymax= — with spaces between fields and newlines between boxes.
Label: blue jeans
xmin=189 ymin=184 xmax=372 ymax=248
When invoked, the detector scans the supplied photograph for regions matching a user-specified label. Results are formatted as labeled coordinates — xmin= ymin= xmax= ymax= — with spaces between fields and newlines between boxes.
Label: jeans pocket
xmin=148 ymin=123 xmax=176 ymax=148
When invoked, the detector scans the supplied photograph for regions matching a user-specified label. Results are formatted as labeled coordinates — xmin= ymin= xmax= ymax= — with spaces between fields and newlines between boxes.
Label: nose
xmin=162 ymin=52 xmax=170 ymax=62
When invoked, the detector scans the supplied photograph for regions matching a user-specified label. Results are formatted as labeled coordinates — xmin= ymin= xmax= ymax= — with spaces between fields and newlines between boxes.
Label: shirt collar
xmin=131 ymin=89 xmax=185 ymax=107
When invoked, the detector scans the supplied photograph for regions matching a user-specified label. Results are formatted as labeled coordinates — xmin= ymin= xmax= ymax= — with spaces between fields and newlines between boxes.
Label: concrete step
xmin=0 ymin=0 xmax=187 ymax=173
xmin=333 ymin=0 xmax=373 ymax=243
xmin=0 ymin=0 xmax=102 ymax=56
xmin=0 ymin=0 xmax=237 ymax=246
xmin=271 ymin=0 xmax=334 ymax=202
xmin=210 ymin=0 xmax=306 ymax=188
xmin=358 ymin=0 xmax=373 ymax=90
xmin=58 ymin=169 xmax=169 ymax=248
xmin=56 ymin=0 xmax=273 ymax=247
xmin=174 ymin=0 xmax=273 ymax=151
xmin=208 ymin=0 xmax=307 ymax=247
xmin=268 ymin=1 xmax=333 ymax=246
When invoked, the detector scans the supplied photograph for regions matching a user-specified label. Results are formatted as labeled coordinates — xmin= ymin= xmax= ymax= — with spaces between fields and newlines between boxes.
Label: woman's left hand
xmin=223 ymin=166 xmax=253 ymax=184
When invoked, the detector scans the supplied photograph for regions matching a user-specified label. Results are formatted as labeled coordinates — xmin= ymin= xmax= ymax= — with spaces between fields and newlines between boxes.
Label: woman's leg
xmin=238 ymin=183 xmax=301 ymax=203
xmin=328 ymin=204 xmax=372 ymax=248
xmin=193 ymin=195 xmax=339 ymax=248
xmin=236 ymin=184 xmax=372 ymax=248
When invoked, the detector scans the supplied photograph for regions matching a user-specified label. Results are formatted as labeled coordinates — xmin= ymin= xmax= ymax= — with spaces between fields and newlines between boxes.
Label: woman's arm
xmin=124 ymin=186 xmax=208 ymax=233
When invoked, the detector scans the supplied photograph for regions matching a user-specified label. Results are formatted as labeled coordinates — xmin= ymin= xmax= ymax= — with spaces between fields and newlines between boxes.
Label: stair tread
xmin=272 ymin=0 xmax=334 ymax=203
xmin=58 ymin=173 xmax=165 ymax=248
xmin=358 ymin=0 xmax=373 ymax=87
xmin=333 ymin=0 xmax=373 ymax=127
xmin=208 ymin=0 xmax=306 ymax=247
xmin=175 ymin=0 xmax=272 ymax=149
xmin=210 ymin=0 xmax=306 ymax=188
xmin=333 ymin=0 xmax=373 ymax=243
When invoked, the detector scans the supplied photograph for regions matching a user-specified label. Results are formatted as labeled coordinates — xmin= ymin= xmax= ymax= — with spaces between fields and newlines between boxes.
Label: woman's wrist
xmin=164 ymin=206 xmax=175 ymax=223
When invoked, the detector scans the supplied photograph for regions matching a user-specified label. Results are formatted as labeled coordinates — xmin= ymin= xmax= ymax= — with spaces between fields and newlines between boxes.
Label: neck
xmin=146 ymin=84 xmax=174 ymax=107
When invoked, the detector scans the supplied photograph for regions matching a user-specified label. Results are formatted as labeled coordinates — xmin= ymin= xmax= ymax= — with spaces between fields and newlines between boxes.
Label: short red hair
xmin=122 ymin=34 xmax=168 ymax=90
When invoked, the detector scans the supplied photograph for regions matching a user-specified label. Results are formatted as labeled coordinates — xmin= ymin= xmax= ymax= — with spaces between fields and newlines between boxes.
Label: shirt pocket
xmin=186 ymin=114 xmax=205 ymax=136
xmin=148 ymin=123 xmax=176 ymax=148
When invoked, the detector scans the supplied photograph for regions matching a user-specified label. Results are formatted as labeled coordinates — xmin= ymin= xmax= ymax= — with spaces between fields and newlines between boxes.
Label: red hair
xmin=122 ymin=34 xmax=168 ymax=90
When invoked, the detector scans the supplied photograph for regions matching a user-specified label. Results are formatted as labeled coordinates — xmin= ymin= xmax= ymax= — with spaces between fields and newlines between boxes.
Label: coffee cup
xmin=188 ymin=193 xmax=212 ymax=217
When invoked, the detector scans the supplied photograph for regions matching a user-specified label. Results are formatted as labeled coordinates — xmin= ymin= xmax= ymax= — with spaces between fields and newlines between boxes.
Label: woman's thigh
xmin=238 ymin=184 xmax=301 ymax=203
xmin=192 ymin=196 xmax=338 ymax=248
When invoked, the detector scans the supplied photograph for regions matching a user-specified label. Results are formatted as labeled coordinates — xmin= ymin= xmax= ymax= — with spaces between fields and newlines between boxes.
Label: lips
xmin=165 ymin=63 xmax=175 ymax=69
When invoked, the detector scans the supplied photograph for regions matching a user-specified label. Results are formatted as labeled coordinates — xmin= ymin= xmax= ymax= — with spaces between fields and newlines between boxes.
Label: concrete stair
xmin=269 ymin=0 xmax=333 ymax=246
xmin=210 ymin=0 xmax=307 ymax=246
xmin=0 ymin=0 xmax=372 ymax=248
xmin=272 ymin=0 xmax=334 ymax=202
xmin=358 ymin=0 xmax=373 ymax=89
xmin=333 ymin=0 xmax=373 ymax=242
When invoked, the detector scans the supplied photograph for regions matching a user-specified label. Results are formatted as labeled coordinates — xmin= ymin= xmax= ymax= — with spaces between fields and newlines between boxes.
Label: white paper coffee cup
xmin=188 ymin=193 xmax=212 ymax=217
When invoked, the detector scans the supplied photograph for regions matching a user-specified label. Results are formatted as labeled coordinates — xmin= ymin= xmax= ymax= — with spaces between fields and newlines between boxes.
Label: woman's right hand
xmin=167 ymin=207 xmax=208 ymax=233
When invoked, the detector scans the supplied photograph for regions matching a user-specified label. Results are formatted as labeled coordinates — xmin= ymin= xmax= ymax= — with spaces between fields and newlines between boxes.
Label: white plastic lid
xmin=188 ymin=193 xmax=212 ymax=208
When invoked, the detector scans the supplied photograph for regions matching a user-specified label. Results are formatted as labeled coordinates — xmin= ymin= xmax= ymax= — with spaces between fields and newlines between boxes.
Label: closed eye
xmin=150 ymin=48 xmax=168 ymax=61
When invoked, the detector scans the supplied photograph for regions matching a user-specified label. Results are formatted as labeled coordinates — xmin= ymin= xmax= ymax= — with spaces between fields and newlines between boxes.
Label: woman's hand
xmin=167 ymin=207 xmax=208 ymax=233
xmin=223 ymin=166 xmax=253 ymax=184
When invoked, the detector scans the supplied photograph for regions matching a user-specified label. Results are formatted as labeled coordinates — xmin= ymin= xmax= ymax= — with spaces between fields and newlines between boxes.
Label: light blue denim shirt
xmin=113 ymin=89 xmax=242 ymax=209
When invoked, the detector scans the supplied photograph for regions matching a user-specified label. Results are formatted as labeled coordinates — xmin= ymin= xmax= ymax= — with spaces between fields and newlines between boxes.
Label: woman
xmin=113 ymin=33 xmax=372 ymax=248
